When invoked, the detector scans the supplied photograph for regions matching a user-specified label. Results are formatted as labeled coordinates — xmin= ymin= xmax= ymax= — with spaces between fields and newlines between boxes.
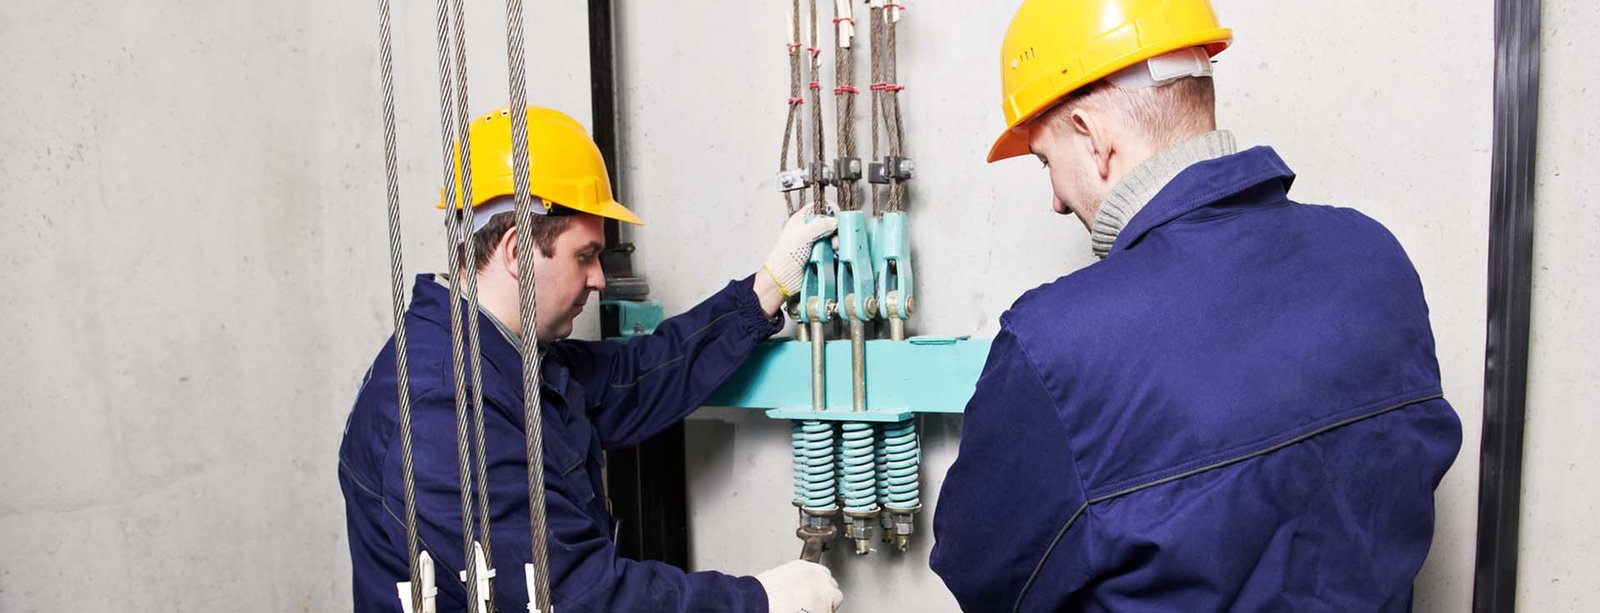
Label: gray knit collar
xmin=433 ymin=273 xmax=525 ymax=346
xmin=1090 ymin=130 xmax=1238 ymax=259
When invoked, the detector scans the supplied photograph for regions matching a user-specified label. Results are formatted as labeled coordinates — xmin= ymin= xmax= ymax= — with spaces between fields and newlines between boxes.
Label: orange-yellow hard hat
xmin=988 ymin=0 xmax=1232 ymax=162
xmin=439 ymin=105 xmax=642 ymax=226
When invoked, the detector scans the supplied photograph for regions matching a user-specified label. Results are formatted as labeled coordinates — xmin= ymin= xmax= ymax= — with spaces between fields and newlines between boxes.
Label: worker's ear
xmin=496 ymin=226 xmax=521 ymax=279
xmin=1070 ymin=107 xmax=1114 ymax=181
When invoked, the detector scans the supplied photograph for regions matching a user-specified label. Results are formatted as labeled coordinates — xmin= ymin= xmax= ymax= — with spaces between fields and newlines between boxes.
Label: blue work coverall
xmin=931 ymin=147 xmax=1462 ymax=611
xmin=340 ymin=274 xmax=780 ymax=612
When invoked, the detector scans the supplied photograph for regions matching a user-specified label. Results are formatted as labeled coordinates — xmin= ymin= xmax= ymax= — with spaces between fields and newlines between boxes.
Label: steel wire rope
xmin=444 ymin=2 xmax=500 ymax=609
xmin=375 ymin=0 xmax=424 ymax=608
xmin=500 ymin=0 xmax=554 ymax=608
xmin=780 ymin=0 xmax=807 ymax=216
xmin=429 ymin=0 xmax=488 ymax=606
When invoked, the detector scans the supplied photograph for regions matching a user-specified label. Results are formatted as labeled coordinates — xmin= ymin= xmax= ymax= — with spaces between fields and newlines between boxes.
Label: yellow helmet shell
xmin=988 ymin=0 xmax=1232 ymax=162
xmin=439 ymin=106 xmax=642 ymax=226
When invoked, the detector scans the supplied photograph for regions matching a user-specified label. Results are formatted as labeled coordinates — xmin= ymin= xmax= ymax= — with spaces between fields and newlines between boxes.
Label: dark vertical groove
xmin=1473 ymin=0 xmax=1541 ymax=611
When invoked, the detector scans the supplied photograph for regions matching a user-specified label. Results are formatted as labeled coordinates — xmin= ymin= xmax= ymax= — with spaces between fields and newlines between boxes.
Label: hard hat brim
xmin=987 ymin=125 xmax=1033 ymax=164
xmin=587 ymin=199 xmax=644 ymax=226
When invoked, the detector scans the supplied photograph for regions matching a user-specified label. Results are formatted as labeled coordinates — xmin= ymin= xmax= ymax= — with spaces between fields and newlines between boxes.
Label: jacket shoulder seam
xmin=1087 ymin=388 xmax=1444 ymax=501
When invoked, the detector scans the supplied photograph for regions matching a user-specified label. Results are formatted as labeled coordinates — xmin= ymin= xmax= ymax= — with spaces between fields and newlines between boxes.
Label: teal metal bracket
xmin=707 ymin=335 xmax=990 ymax=417
xmin=599 ymin=300 xmax=664 ymax=339
xmin=797 ymin=225 xmax=838 ymax=323
xmin=873 ymin=211 xmax=913 ymax=320
xmin=834 ymin=211 xmax=877 ymax=321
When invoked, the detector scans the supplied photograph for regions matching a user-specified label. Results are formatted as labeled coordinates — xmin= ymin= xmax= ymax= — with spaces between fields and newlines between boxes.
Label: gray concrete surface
xmin=0 ymin=0 xmax=592 ymax=610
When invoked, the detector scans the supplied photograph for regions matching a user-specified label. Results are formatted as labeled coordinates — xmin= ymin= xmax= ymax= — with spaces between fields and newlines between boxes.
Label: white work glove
xmin=762 ymin=204 xmax=839 ymax=299
xmin=756 ymin=560 xmax=844 ymax=613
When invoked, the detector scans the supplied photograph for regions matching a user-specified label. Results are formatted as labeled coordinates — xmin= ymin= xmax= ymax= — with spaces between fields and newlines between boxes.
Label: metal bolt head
xmin=904 ymin=295 xmax=917 ymax=315
xmin=897 ymin=158 xmax=916 ymax=177
xmin=864 ymin=295 xmax=879 ymax=316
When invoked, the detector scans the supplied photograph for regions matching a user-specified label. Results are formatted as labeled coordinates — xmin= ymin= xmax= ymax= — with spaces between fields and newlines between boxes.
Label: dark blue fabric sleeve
xmin=930 ymin=326 xmax=1092 ymax=611
xmin=383 ymin=388 xmax=768 ymax=612
xmin=551 ymin=275 xmax=783 ymax=449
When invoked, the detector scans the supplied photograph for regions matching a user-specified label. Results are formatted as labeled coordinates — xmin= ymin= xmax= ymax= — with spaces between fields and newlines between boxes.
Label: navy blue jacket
xmin=340 ymin=275 xmax=780 ymax=612
xmin=931 ymin=147 xmax=1462 ymax=612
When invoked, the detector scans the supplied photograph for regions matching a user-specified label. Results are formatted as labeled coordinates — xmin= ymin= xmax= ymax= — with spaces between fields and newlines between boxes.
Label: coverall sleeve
xmin=929 ymin=326 xmax=1094 ymax=611
xmin=551 ymin=275 xmax=783 ymax=448
xmin=385 ymin=389 xmax=767 ymax=612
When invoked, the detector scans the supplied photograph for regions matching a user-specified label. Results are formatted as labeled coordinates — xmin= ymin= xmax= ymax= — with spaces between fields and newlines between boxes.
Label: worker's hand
xmin=757 ymin=203 xmax=839 ymax=316
xmin=756 ymin=560 xmax=844 ymax=613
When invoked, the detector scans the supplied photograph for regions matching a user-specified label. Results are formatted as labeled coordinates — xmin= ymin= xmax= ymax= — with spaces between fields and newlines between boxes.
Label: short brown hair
xmin=454 ymin=203 xmax=573 ymax=272
xmin=1049 ymin=76 xmax=1216 ymax=149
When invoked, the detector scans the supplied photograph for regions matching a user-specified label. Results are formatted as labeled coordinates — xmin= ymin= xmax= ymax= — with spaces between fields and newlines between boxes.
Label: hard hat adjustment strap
xmin=457 ymin=197 xmax=565 ymax=235
xmin=1104 ymin=47 xmax=1214 ymax=90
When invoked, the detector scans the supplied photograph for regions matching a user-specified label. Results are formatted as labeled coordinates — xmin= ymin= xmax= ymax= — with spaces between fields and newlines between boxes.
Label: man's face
xmin=530 ymin=214 xmax=606 ymax=342
xmin=1029 ymin=115 xmax=1106 ymax=229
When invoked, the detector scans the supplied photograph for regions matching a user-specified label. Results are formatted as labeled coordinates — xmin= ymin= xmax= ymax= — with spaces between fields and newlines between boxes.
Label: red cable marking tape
xmin=834 ymin=85 xmax=860 ymax=95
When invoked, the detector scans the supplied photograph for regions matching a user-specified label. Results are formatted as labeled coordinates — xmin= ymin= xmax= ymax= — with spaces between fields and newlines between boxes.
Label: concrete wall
xmin=1517 ymin=0 xmax=1600 ymax=609
xmin=0 ymin=0 xmax=592 ymax=610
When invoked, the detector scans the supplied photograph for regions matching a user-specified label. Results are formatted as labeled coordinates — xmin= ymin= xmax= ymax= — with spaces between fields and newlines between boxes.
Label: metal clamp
xmin=777 ymin=168 xmax=811 ymax=193
xmin=867 ymin=156 xmax=915 ymax=184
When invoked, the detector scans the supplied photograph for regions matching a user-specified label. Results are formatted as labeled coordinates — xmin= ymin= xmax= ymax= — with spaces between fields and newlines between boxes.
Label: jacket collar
xmin=1109 ymin=146 xmax=1297 ymax=256
xmin=409 ymin=274 xmax=570 ymax=397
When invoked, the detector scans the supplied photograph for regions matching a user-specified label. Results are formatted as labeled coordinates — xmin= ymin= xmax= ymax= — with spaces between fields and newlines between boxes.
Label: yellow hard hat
xmin=439 ymin=105 xmax=642 ymax=226
xmin=988 ymin=0 xmax=1232 ymax=162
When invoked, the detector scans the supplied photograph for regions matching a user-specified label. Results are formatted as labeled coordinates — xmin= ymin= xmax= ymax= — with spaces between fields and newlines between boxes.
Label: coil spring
xmin=874 ymin=421 xmax=889 ymax=509
xmin=882 ymin=418 xmax=920 ymax=511
xmin=839 ymin=421 xmax=878 ymax=514
xmin=791 ymin=421 xmax=806 ymax=507
xmin=794 ymin=420 xmax=838 ymax=511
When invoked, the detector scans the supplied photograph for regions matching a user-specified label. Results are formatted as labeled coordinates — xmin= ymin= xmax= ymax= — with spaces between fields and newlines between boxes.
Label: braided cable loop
xmin=375 ymin=0 xmax=422 ymax=608
xmin=886 ymin=9 xmax=908 ymax=212
xmin=833 ymin=0 xmax=858 ymax=212
xmin=781 ymin=0 xmax=806 ymax=215
xmin=808 ymin=0 xmax=826 ymax=209
xmin=868 ymin=4 xmax=885 ymax=216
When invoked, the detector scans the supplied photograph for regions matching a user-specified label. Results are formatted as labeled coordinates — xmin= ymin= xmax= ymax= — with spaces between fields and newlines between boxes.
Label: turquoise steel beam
xmin=707 ymin=336 xmax=989 ymax=417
